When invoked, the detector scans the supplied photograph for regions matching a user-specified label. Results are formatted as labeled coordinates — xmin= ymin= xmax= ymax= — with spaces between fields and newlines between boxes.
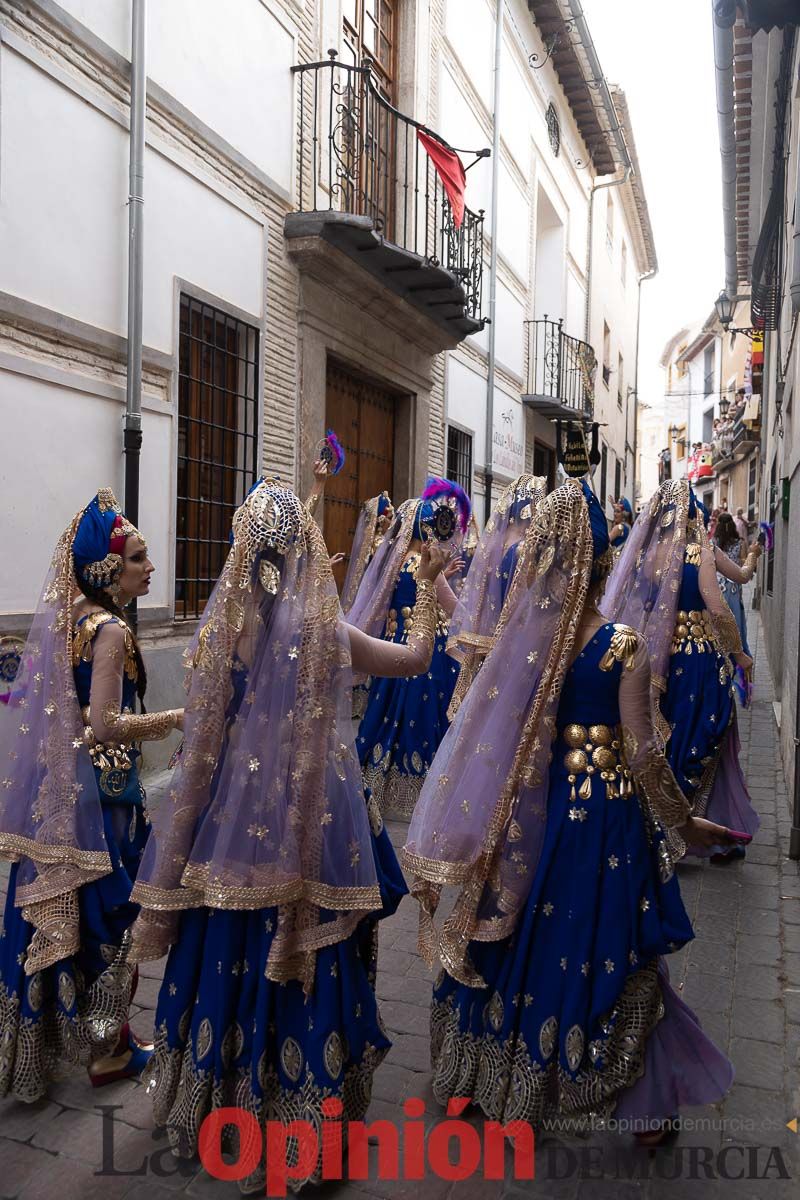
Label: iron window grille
xmin=447 ymin=425 xmax=473 ymax=497
xmin=176 ymin=295 xmax=260 ymax=620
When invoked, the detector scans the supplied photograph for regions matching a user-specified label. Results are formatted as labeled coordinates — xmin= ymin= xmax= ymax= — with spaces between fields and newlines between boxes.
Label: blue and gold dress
xmin=430 ymin=623 xmax=732 ymax=1126
xmin=659 ymin=545 xmax=758 ymax=854
xmin=0 ymin=613 xmax=147 ymax=1100
xmin=660 ymin=547 xmax=734 ymax=806
xmin=358 ymin=553 xmax=458 ymax=817
xmin=146 ymin=651 xmax=407 ymax=1190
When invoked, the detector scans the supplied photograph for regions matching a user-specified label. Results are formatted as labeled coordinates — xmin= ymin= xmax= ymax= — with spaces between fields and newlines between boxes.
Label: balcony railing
xmin=731 ymin=415 xmax=761 ymax=453
xmin=287 ymin=52 xmax=488 ymax=334
xmin=523 ymin=318 xmax=596 ymax=420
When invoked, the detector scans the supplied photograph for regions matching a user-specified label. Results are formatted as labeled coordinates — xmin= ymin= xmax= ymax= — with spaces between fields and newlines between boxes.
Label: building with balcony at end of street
xmin=651 ymin=305 xmax=761 ymax=536
xmin=712 ymin=1 xmax=800 ymax=836
xmin=0 ymin=0 xmax=655 ymax=766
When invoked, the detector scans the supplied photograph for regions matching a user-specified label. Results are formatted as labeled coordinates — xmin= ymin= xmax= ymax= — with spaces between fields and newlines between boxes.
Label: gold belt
xmin=385 ymin=604 xmax=449 ymax=640
xmin=561 ymin=723 xmax=632 ymax=804
xmin=671 ymin=608 xmax=714 ymax=654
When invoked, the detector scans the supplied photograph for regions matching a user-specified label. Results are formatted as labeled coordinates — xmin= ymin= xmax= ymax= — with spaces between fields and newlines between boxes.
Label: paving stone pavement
xmin=1 ymin=597 xmax=799 ymax=1198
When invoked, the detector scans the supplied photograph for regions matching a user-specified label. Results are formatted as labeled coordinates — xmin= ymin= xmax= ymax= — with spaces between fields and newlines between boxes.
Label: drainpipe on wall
xmin=124 ymin=0 xmax=146 ymax=626
xmin=711 ymin=0 xmax=739 ymax=298
xmin=631 ymin=268 xmax=657 ymax=504
xmin=483 ymin=0 xmax=503 ymax=526
xmin=792 ymin=461 xmax=800 ymax=859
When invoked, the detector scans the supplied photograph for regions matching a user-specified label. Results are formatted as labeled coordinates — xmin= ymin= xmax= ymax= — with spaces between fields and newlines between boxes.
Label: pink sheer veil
xmin=130 ymin=481 xmax=380 ymax=989
xmin=403 ymin=480 xmax=595 ymax=986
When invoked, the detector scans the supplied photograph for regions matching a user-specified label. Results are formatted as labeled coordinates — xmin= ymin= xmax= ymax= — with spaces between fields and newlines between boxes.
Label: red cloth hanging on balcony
xmin=417 ymin=130 xmax=466 ymax=229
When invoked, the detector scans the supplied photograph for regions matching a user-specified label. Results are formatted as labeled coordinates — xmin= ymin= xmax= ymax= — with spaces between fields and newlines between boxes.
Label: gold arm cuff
xmin=407 ymin=578 xmax=437 ymax=664
xmin=709 ymin=603 xmax=744 ymax=656
xmin=100 ymin=703 xmax=179 ymax=742
xmin=631 ymin=749 xmax=690 ymax=828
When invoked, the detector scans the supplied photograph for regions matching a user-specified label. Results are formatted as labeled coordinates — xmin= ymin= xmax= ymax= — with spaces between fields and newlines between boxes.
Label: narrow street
xmin=1 ymin=592 xmax=798 ymax=1199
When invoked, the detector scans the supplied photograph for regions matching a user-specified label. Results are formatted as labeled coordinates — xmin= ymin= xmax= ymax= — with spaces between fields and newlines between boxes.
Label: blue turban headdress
xmin=72 ymin=488 xmax=139 ymax=594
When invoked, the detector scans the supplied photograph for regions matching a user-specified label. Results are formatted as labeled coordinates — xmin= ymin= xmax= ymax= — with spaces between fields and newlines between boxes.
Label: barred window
xmin=176 ymin=295 xmax=260 ymax=620
xmin=446 ymin=425 xmax=473 ymax=496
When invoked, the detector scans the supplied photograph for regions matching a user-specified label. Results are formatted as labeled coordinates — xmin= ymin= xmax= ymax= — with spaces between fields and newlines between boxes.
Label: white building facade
xmin=0 ymin=0 xmax=654 ymax=758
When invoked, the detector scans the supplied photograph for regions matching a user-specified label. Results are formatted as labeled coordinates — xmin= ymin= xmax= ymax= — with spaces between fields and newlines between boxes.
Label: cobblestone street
xmin=1 ymin=596 xmax=799 ymax=1199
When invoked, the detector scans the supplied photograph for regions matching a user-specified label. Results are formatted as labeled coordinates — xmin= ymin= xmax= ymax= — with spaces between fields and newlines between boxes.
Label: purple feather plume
xmin=421 ymin=476 xmax=472 ymax=534
xmin=325 ymin=429 xmax=346 ymax=476
xmin=759 ymin=521 xmax=774 ymax=551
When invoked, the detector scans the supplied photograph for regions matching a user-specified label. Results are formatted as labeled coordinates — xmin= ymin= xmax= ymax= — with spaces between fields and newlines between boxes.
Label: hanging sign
xmin=561 ymin=424 xmax=590 ymax=478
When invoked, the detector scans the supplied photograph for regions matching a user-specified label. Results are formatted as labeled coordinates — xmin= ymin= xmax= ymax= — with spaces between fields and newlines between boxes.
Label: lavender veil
xmin=601 ymin=478 xmax=705 ymax=733
xmin=347 ymin=498 xmax=417 ymax=642
xmin=446 ymin=474 xmax=548 ymax=714
xmin=341 ymin=494 xmax=385 ymax=614
xmin=0 ymin=511 xmax=112 ymax=972
xmin=403 ymin=480 xmax=595 ymax=986
xmin=129 ymin=481 xmax=381 ymax=989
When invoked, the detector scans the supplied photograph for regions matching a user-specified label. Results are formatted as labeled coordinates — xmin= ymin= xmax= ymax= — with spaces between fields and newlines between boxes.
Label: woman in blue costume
xmin=349 ymin=479 xmax=470 ymax=819
xmin=128 ymin=479 xmax=447 ymax=1193
xmin=609 ymin=495 xmax=634 ymax=555
xmin=447 ymin=473 xmax=547 ymax=716
xmin=404 ymin=479 xmax=738 ymax=1143
xmin=713 ymin=511 xmax=760 ymax=657
xmin=603 ymin=479 xmax=759 ymax=864
xmin=0 ymin=490 xmax=183 ymax=1098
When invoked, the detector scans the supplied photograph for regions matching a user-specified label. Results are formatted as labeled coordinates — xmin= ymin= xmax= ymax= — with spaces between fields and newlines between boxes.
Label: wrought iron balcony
xmin=285 ymin=52 xmax=488 ymax=341
xmin=522 ymin=318 xmax=596 ymax=420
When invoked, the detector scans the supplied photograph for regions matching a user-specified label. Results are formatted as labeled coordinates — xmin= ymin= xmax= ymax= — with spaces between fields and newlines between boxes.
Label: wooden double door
xmin=324 ymin=359 xmax=397 ymax=592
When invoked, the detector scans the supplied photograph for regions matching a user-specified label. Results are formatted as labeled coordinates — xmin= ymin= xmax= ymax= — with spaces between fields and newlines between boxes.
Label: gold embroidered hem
xmin=362 ymin=760 xmax=425 ymax=819
xmin=0 ymin=834 xmax=112 ymax=875
xmin=430 ymin=960 xmax=664 ymax=1127
xmin=144 ymin=1022 xmax=388 ymax=1195
xmin=0 ymin=931 xmax=136 ymax=1102
xmin=132 ymin=869 xmax=381 ymax=915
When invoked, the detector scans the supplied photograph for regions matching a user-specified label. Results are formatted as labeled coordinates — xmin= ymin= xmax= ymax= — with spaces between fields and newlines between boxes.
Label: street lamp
xmin=715 ymin=289 xmax=736 ymax=329
xmin=719 ymin=395 xmax=730 ymax=418
xmin=714 ymin=288 xmax=758 ymax=337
